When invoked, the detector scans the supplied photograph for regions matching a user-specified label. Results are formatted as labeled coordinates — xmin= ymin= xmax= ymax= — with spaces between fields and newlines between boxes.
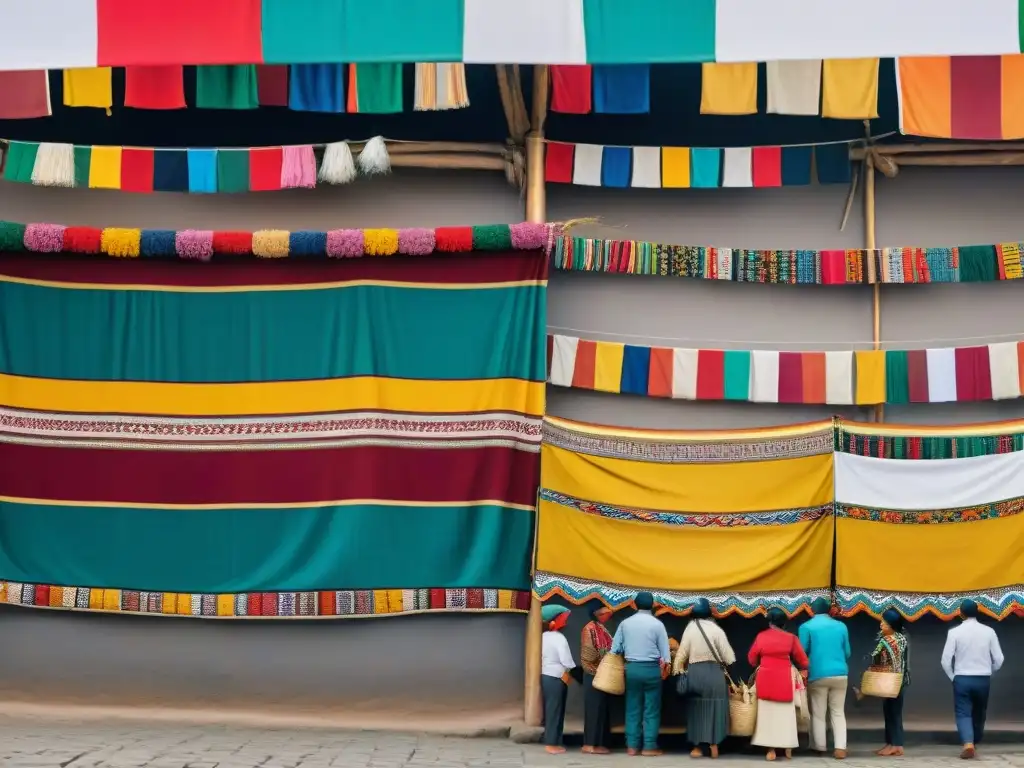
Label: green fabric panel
xmin=73 ymin=145 xmax=91 ymax=188
xmin=583 ymin=0 xmax=715 ymax=63
xmin=959 ymin=245 xmax=998 ymax=282
xmin=885 ymin=350 xmax=909 ymax=405
xmin=0 ymin=281 xmax=546 ymax=382
xmin=3 ymin=142 xmax=38 ymax=183
xmin=723 ymin=350 xmax=751 ymax=400
xmin=0 ymin=501 xmax=532 ymax=592
xmin=216 ymin=150 xmax=250 ymax=193
xmin=262 ymin=0 xmax=463 ymax=63
xmin=355 ymin=63 xmax=403 ymax=113
xmin=196 ymin=66 xmax=259 ymax=109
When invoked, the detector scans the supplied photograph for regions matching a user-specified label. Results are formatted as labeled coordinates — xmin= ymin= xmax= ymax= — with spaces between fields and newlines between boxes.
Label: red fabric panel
xmin=954 ymin=345 xmax=994 ymax=401
xmin=950 ymin=55 xmax=1002 ymax=140
xmin=820 ymin=250 xmax=847 ymax=284
xmin=514 ymin=591 xmax=532 ymax=610
xmin=261 ymin=593 xmax=278 ymax=616
xmin=907 ymin=349 xmax=930 ymax=403
xmin=777 ymin=352 xmax=804 ymax=403
xmin=120 ymin=148 xmax=155 ymax=193
xmin=466 ymin=589 xmax=485 ymax=609
xmin=257 ymin=65 xmax=290 ymax=107
xmin=434 ymin=227 xmax=473 ymax=252
xmin=696 ymin=349 xmax=724 ymax=400
xmin=248 ymin=147 xmax=283 ymax=191
xmin=246 ymin=594 xmax=262 ymax=616
xmin=124 ymin=66 xmax=186 ymax=109
xmin=572 ymin=340 xmax=597 ymax=388
xmin=545 ymin=142 xmax=575 ymax=183
xmin=34 ymin=585 xmax=50 ymax=607
xmin=318 ymin=592 xmax=336 ymax=616
xmin=429 ymin=589 xmax=447 ymax=609
xmin=0 ymin=251 xmax=546 ymax=287
xmin=647 ymin=347 xmax=674 ymax=398
xmin=550 ymin=65 xmax=593 ymax=114
xmin=0 ymin=71 xmax=50 ymax=119
xmin=97 ymin=0 xmax=262 ymax=66
xmin=751 ymin=146 xmax=783 ymax=188
xmin=0 ymin=442 xmax=540 ymax=508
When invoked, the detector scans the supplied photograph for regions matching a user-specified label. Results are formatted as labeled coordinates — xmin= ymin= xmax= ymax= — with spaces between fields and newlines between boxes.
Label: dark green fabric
xmin=624 ymin=661 xmax=662 ymax=751
xmin=3 ymin=142 xmax=38 ymax=183
xmin=0 ymin=501 xmax=532 ymax=592
xmin=0 ymin=281 xmax=546 ymax=382
xmin=196 ymin=65 xmax=259 ymax=109
xmin=216 ymin=149 xmax=250 ymax=193
xmin=723 ymin=350 xmax=751 ymax=400
xmin=0 ymin=221 xmax=26 ymax=251
xmin=73 ymin=145 xmax=91 ymax=188
xmin=355 ymin=63 xmax=403 ymax=113
xmin=959 ymin=245 xmax=998 ymax=283
xmin=885 ymin=350 xmax=909 ymax=405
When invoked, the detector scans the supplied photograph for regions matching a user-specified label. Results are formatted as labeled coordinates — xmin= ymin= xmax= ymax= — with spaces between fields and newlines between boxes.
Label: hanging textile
xmin=766 ymin=60 xmax=822 ymax=115
xmin=124 ymin=66 xmax=186 ymax=110
xmin=593 ymin=65 xmax=650 ymax=114
xmin=288 ymin=64 xmax=345 ymax=113
xmin=821 ymin=58 xmax=879 ymax=119
xmin=348 ymin=64 xmax=403 ymax=113
xmin=195 ymin=65 xmax=259 ymax=110
xmin=62 ymin=68 xmax=112 ymax=111
xmin=550 ymin=65 xmax=592 ymax=114
xmin=700 ymin=62 xmax=757 ymax=115
xmin=256 ymin=65 xmax=290 ymax=107
xmin=0 ymin=71 xmax=51 ymax=119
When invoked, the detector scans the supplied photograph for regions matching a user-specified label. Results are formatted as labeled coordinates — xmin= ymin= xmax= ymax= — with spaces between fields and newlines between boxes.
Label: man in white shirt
xmin=940 ymin=600 xmax=1005 ymax=759
xmin=540 ymin=604 xmax=581 ymax=754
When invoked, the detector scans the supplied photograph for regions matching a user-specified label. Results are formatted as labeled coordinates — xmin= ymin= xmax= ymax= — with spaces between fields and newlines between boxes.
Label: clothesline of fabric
xmin=552 ymin=236 xmax=1019 ymax=284
xmin=548 ymin=333 xmax=1024 ymax=406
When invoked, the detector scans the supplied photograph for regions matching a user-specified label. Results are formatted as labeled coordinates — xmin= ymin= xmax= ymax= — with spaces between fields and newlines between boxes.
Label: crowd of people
xmin=539 ymin=595 xmax=1004 ymax=760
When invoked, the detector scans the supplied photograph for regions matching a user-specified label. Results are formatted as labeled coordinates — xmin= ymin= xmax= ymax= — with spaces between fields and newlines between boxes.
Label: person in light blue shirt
xmin=797 ymin=597 xmax=851 ymax=757
xmin=610 ymin=591 xmax=671 ymax=755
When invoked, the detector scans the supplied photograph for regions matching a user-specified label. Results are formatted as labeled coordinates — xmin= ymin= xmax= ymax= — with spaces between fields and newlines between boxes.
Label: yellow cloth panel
xmin=854 ymin=349 xmax=886 ymax=405
xmin=700 ymin=62 xmax=757 ymax=114
xmin=217 ymin=595 xmax=235 ymax=616
xmin=0 ymin=373 xmax=544 ymax=417
xmin=89 ymin=589 xmax=104 ymax=610
xmin=593 ymin=341 xmax=625 ymax=394
xmin=537 ymin=498 xmax=832 ymax=592
xmin=63 ymin=68 xmax=113 ymax=109
xmin=102 ymin=589 xmax=121 ymax=611
xmin=837 ymin=514 xmax=1024 ymax=593
xmin=497 ymin=589 xmax=516 ymax=610
xmin=822 ymin=59 xmax=880 ymax=118
xmin=176 ymin=594 xmax=192 ymax=615
xmin=161 ymin=593 xmax=177 ymax=614
xmin=661 ymin=147 xmax=691 ymax=188
xmin=88 ymin=146 xmax=122 ymax=189
xmin=49 ymin=586 xmax=63 ymax=607
xmin=373 ymin=589 xmax=404 ymax=613
xmin=542 ymin=443 xmax=833 ymax=513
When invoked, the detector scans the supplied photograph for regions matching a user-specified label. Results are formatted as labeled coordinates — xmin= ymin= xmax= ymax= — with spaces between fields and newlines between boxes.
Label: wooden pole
xmin=864 ymin=158 xmax=883 ymax=423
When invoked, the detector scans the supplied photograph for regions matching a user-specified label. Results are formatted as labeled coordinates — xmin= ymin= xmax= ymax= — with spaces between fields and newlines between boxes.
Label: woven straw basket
xmin=593 ymin=653 xmax=626 ymax=695
xmin=861 ymin=667 xmax=903 ymax=699
xmin=727 ymin=683 xmax=757 ymax=736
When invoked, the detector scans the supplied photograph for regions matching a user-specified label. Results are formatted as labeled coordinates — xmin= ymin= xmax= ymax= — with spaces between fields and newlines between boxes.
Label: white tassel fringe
xmin=357 ymin=136 xmax=390 ymax=176
xmin=31 ymin=143 xmax=75 ymax=188
xmin=318 ymin=141 xmax=357 ymax=185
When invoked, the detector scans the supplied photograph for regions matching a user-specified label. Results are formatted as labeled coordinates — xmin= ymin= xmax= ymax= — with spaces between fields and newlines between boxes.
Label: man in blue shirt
xmin=798 ymin=597 xmax=851 ymax=758
xmin=611 ymin=591 xmax=671 ymax=755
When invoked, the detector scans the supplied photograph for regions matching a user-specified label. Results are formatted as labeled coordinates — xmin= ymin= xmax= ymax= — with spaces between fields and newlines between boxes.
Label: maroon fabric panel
xmin=954 ymin=345 xmax=993 ymax=402
xmin=777 ymin=352 xmax=803 ymax=404
xmin=907 ymin=350 xmax=929 ymax=403
xmin=950 ymin=56 xmax=1002 ymax=140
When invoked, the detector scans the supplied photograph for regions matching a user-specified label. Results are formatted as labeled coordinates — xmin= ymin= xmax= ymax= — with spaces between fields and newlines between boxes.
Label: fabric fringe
xmin=357 ymin=136 xmax=390 ymax=175
xmin=31 ymin=143 xmax=75 ymax=188
xmin=318 ymin=142 xmax=357 ymax=185
xmin=175 ymin=230 xmax=214 ymax=262
xmin=100 ymin=228 xmax=141 ymax=258
xmin=280 ymin=145 xmax=317 ymax=189
xmin=363 ymin=228 xmax=400 ymax=256
xmin=414 ymin=63 xmax=470 ymax=111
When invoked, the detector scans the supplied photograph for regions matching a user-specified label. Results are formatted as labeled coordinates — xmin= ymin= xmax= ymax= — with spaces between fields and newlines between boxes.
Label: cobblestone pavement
xmin=4 ymin=721 xmax=1024 ymax=768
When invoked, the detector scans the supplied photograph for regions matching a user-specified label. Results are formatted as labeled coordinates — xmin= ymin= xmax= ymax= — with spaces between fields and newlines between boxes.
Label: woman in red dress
xmin=748 ymin=607 xmax=810 ymax=761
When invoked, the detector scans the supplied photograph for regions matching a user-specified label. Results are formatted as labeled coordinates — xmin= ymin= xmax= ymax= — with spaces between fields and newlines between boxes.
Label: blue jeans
xmin=953 ymin=675 xmax=991 ymax=746
xmin=624 ymin=661 xmax=662 ymax=751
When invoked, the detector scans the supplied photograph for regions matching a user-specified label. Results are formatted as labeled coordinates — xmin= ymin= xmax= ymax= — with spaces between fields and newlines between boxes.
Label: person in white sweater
xmin=672 ymin=599 xmax=737 ymax=758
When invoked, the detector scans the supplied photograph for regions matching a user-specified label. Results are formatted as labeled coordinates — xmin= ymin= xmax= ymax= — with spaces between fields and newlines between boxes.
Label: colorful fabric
xmin=821 ymin=58 xmax=879 ymax=119
xmin=593 ymin=65 xmax=650 ymax=114
xmin=0 ymin=71 xmax=52 ymax=119
xmin=256 ymin=65 xmax=290 ymax=107
xmin=348 ymin=63 xmax=403 ymax=114
xmin=0 ymin=250 xmax=546 ymax=610
xmin=536 ymin=417 xmax=834 ymax=615
xmin=550 ymin=65 xmax=592 ymax=114
xmin=62 ymin=68 xmax=112 ymax=110
xmin=196 ymin=65 xmax=259 ymax=110
xmin=124 ymin=66 xmax=186 ymax=110
xmin=700 ymin=62 xmax=757 ymax=114
xmin=766 ymin=60 xmax=822 ymax=116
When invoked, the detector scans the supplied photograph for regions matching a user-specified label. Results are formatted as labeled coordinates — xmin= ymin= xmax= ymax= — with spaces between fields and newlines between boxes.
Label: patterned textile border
xmin=540 ymin=489 xmax=832 ymax=527
xmin=836 ymin=420 xmax=1024 ymax=459
xmin=0 ymin=582 xmax=531 ymax=619
xmin=0 ymin=408 xmax=542 ymax=451
xmin=542 ymin=417 xmax=834 ymax=463
xmin=836 ymin=587 xmax=1024 ymax=620
xmin=0 ymin=221 xmax=549 ymax=262
xmin=553 ymin=236 xmax=1017 ymax=285
xmin=533 ymin=572 xmax=825 ymax=618
xmin=836 ymin=497 xmax=1024 ymax=525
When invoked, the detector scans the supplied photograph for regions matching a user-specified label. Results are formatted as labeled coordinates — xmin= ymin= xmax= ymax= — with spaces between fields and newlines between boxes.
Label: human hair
xmin=766 ymin=607 xmax=787 ymax=628
xmin=960 ymin=599 xmax=979 ymax=619
xmin=811 ymin=597 xmax=831 ymax=615
xmin=881 ymin=608 xmax=905 ymax=633
xmin=691 ymin=598 xmax=712 ymax=619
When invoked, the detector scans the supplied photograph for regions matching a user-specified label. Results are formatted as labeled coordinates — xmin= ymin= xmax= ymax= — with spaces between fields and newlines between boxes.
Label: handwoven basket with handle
xmin=593 ymin=652 xmax=626 ymax=695
xmin=860 ymin=667 xmax=903 ymax=699
xmin=727 ymin=681 xmax=757 ymax=736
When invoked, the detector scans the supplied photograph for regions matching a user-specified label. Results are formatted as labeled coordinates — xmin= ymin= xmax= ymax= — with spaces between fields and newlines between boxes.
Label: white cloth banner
xmin=572 ymin=143 xmax=603 ymax=186
xmin=766 ymin=60 xmax=822 ymax=115
xmin=0 ymin=1 xmax=98 ymax=70
xmin=750 ymin=350 xmax=780 ymax=403
xmin=464 ymin=0 xmax=587 ymax=64
xmin=672 ymin=348 xmax=699 ymax=400
xmin=835 ymin=450 xmax=1024 ymax=510
xmin=549 ymin=335 xmax=579 ymax=387
xmin=722 ymin=147 xmax=753 ymax=187
xmin=631 ymin=146 xmax=661 ymax=188
xmin=715 ymin=0 xmax=1019 ymax=63
xmin=988 ymin=342 xmax=1021 ymax=400
xmin=926 ymin=347 xmax=958 ymax=403
xmin=825 ymin=351 xmax=854 ymax=405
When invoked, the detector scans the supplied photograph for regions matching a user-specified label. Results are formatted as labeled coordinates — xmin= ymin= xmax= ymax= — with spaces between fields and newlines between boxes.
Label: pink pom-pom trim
xmin=397 ymin=228 xmax=435 ymax=256
xmin=509 ymin=222 xmax=548 ymax=251
xmin=175 ymin=230 xmax=214 ymax=262
xmin=23 ymin=223 xmax=66 ymax=253
xmin=327 ymin=229 xmax=365 ymax=258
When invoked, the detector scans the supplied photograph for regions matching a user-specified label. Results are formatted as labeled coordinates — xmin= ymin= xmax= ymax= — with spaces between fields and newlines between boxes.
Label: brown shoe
xmin=834 ymin=750 xmax=847 ymax=760
xmin=642 ymin=750 xmax=664 ymax=757
xmin=960 ymin=745 xmax=976 ymax=760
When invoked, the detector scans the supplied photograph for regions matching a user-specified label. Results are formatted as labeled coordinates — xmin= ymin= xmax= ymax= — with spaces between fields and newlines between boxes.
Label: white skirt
xmin=752 ymin=699 xmax=799 ymax=749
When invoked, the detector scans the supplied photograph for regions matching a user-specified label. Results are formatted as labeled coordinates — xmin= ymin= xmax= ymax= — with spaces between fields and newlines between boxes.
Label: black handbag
xmin=675 ymin=619 xmax=729 ymax=697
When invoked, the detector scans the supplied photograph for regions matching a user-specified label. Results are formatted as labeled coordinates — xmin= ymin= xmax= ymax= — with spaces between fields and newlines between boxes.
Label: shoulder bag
xmin=676 ymin=619 xmax=734 ymax=697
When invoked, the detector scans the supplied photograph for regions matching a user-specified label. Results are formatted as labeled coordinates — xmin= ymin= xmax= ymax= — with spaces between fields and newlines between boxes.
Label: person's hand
xmin=800 ymin=669 xmax=809 ymax=680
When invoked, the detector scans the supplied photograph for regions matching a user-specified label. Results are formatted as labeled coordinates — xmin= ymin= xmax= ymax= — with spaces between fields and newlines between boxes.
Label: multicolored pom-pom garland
xmin=0 ymin=221 xmax=551 ymax=262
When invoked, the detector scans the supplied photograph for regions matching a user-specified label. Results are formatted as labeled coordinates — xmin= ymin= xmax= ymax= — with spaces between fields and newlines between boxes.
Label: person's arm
xmin=657 ymin=624 xmax=671 ymax=665
xmin=672 ymin=629 xmax=689 ymax=674
xmin=940 ymin=630 xmax=956 ymax=681
xmin=792 ymin=635 xmax=810 ymax=670
xmin=990 ymin=631 xmax=1005 ymax=673
xmin=611 ymin=624 xmax=624 ymax=655
xmin=747 ymin=634 xmax=761 ymax=668
xmin=842 ymin=625 xmax=851 ymax=660
xmin=719 ymin=627 xmax=737 ymax=666
xmin=557 ymin=633 xmax=576 ymax=671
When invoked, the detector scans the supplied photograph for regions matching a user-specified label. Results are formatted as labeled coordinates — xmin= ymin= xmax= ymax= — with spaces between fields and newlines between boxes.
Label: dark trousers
xmin=583 ymin=673 xmax=611 ymax=748
xmin=624 ymin=661 xmax=662 ymax=751
xmin=882 ymin=689 xmax=905 ymax=747
xmin=953 ymin=675 xmax=991 ymax=746
xmin=541 ymin=675 xmax=568 ymax=747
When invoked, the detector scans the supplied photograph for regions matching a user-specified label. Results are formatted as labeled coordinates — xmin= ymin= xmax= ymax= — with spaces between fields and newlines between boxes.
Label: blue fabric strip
xmin=781 ymin=146 xmax=812 ymax=186
xmin=186 ymin=149 xmax=217 ymax=194
xmin=815 ymin=144 xmax=852 ymax=184
xmin=621 ymin=345 xmax=651 ymax=395
xmin=593 ymin=65 xmax=650 ymax=114
xmin=690 ymin=148 xmax=721 ymax=188
xmin=601 ymin=146 xmax=631 ymax=187
xmin=288 ymin=64 xmax=345 ymax=113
